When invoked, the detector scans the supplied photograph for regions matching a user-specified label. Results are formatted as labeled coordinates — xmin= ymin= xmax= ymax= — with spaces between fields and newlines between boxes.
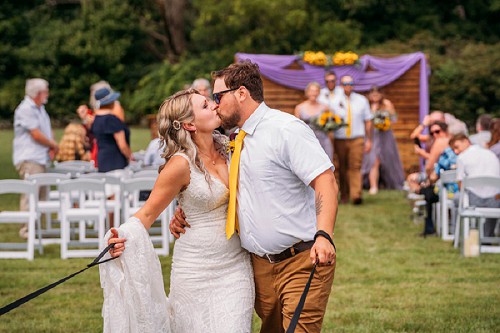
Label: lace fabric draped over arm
xmin=99 ymin=217 xmax=171 ymax=333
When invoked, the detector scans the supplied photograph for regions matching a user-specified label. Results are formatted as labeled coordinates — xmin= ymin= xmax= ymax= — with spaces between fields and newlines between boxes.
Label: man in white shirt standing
xmin=332 ymin=75 xmax=373 ymax=204
xmin=318 ymin=70 xmax=343 ymax=110
xmin=450 ymin=133 xmax=500 ymax=237
xmin=172 ymin=61 xmax=339 ymax=332
xmin=13 ymin=78 xmax=58 ymax=238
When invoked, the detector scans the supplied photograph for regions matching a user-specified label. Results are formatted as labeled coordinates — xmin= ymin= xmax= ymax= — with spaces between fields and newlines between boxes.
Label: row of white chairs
xmin=425 ymin=172 xmax=500 ymax=255
xmin=0 ymin=171 xmax=174 ymax=260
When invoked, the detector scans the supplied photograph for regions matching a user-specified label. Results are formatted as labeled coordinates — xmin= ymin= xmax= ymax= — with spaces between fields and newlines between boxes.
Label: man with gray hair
xmin=191 ymin=78 xmax=211 ymax=99
xmin=13 ymin=78 xmax=58 ymax=239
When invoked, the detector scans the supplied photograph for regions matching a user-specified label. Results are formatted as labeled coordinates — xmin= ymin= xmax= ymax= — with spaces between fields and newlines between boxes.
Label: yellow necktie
xmin=346 ymin=97 xmax=352 ymax=138
xmin=226 ymin=129 xmax=246 ymax=239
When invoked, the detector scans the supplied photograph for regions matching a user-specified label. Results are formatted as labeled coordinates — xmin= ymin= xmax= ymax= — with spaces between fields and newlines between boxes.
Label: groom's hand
xmin=169 ymin=206 xmax=190 ymax=239
xmin=310 ymin=237 xmax=336 ymax=266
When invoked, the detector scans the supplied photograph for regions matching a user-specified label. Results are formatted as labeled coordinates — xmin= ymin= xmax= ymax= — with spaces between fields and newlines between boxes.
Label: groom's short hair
xmin=212 ymin=61 xmax=264 ymax=103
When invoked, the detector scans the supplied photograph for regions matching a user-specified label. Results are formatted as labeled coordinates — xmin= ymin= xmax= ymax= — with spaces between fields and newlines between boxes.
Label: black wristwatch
xmin=314 ymin=230 xmax=336 ymax=251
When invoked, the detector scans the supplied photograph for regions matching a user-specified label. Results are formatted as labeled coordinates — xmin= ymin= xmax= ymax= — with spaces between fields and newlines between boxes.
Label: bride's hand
xmin=169 ymin=206 xmax=190 ymax=239
xmin=108 ymin=228 xmax=127 ymax=258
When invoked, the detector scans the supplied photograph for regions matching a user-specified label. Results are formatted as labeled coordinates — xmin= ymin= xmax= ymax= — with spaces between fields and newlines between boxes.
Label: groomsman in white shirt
xmin=318 ymin=70 xmax=343 ymax=110
xmin=332 ymin=75 xmax=373 ymax=205
xmin=172 ymin=61 xmax=339 ymax=333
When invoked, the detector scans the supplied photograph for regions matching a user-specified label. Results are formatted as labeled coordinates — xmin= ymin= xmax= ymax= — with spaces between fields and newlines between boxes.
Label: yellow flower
xmin=318 ymin=111 xmax=332 ymax=127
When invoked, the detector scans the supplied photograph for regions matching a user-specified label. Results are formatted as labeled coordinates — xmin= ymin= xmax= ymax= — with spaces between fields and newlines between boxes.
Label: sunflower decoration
xmin=373 ymin=110 xmax=392 ymax=131
xmin=315 ymin=111 xmax=347 ymax=132
xmin=332 ymin=51 xmax=359 ymax=66
xmin=303 ymin=51 xmax=328 ymax=66
xmin=301 ymin=51 xmax=360 ymax=67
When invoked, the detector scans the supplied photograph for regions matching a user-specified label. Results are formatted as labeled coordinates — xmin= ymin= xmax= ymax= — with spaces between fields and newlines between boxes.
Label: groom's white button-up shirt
xmin=237 ymin=103 xmax=333 ymax=256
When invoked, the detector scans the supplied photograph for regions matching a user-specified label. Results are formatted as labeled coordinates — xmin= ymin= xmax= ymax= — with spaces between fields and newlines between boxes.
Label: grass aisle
xmin=1 ymin=129 xmax=499 ymax=332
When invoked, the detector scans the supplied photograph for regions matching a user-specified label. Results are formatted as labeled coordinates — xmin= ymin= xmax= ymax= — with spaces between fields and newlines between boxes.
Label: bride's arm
xmin=134 ymin=155 xmax=190 ymax=230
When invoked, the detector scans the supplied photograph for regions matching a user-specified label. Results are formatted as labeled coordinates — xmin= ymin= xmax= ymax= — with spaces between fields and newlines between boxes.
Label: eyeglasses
xmin=430 ymin=129 xmax=442 ymax=136
xmin=325 ymin=80 xmax=336 ymax=83
xmin=341 ymin=82 xmax=354 ymax=86
xmin=213 ymin=88 xmax=238 ymax=104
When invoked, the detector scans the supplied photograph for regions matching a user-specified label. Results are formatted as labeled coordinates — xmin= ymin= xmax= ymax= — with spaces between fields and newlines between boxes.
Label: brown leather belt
xmin=261 ymin=241 xmax=314 ymax=264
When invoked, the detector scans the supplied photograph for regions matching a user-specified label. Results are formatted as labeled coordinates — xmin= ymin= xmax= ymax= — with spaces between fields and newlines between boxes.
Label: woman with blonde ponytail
xmin=100 ymin=89 xmax=254 ymax=332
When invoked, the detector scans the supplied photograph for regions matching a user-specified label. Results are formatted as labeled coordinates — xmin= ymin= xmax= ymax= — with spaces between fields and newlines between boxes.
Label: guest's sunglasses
xmin=325 ymin=80 xmax=336 ymax=83
xmin=213 ymin=88 xmax=238 ymax=104
xmin=341 ymin=82 xmax=354 ymax=86
xmin=430 ymin=129 xmax=442 ymax=135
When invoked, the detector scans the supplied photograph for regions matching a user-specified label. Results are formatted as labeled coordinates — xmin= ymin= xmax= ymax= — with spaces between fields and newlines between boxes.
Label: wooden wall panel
xmin=261 ymin=60 xmax=424 ymax=174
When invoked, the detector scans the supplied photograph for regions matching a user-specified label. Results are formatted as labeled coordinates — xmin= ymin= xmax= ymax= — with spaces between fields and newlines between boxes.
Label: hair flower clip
xmin=172 ymin=120 xmax=181 ymax=130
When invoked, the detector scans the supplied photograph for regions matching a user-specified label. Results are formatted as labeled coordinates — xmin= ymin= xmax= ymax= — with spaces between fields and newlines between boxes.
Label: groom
xmin=171 ymin=61 xmax=338 ymax=332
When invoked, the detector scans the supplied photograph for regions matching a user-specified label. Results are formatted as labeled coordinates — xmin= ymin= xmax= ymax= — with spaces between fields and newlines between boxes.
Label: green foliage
xmin=0 ymin=0 xmax=154 ymax=122
xmin=0 ymin=0 xmax=499 ymax=123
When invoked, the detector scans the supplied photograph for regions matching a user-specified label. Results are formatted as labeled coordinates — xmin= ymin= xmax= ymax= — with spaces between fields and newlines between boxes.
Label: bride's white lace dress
xmin=100 ymin=152 xmax=255 ymax=333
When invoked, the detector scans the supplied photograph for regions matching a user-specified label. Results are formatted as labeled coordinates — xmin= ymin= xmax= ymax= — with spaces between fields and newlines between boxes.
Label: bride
xmin=99 ymin=89 xmax=255 ymax=332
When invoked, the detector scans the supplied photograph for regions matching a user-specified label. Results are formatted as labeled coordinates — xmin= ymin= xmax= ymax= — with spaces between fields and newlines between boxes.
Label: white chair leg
xmin=454 ymin=216 xmax=461 ymax=248
xmin=61 ymin=216 xmax=68 ymax=259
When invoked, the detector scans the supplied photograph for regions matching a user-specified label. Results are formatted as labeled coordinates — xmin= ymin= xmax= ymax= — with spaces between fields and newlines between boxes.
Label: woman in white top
xmin=100 ymin=89 xmax=254 ymax=333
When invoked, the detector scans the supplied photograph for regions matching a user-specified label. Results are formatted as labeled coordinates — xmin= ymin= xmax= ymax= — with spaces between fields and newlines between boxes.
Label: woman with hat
xmin=91 ymin=87 xmax=132 ymax=172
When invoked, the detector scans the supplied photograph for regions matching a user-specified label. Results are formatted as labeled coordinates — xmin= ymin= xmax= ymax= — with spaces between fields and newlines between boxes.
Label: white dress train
xmin=100 ymin=152 xmax=255 ymax=333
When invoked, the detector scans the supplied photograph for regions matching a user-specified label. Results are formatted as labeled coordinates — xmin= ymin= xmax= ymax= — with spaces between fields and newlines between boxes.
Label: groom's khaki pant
xmin=252 ymin=250 xmax=335 ymax=333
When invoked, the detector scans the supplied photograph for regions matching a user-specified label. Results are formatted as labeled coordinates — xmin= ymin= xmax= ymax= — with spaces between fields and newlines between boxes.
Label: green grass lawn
xmin=1 ymin=128 xmax=500 ymax=332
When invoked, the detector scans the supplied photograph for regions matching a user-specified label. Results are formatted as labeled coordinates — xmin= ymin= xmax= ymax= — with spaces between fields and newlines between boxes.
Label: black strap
xmin=286 ymin=262 xmax=317 ymax=333
xmin=0 ymin=243 xmax=116 ymax=316
xmin=314 ymin=230 xmax=336 ymax=252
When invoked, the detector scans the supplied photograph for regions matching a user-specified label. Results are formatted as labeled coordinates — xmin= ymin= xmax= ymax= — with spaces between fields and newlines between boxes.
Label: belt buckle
xmin=265 ymin=254 xmax=276 ymax=264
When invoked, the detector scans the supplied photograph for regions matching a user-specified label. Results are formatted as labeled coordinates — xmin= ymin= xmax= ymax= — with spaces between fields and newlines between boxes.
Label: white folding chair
xmin=27 ymin=172 xmax=71 ymax=245
xmin=437 ymin=170 xmax=457 ymax=241
xmin=126 ymin=160 xmax=144 ymax=172
xmin=0 ymin=180 xmax=39 ymax=260
xmin=58 ymin=178 xmax=107 ymax=259
xmin=53 ymin=160 xmax=97 ymax=173
xmin=132 ymin=169 xmax=159 ymax=179
xmin=121 ymin=177 xmax=174 ymax=256
xmin=454 ymin=176 xmax=500 ymax=254
xmin=50 ymin=160 xmax=97 ymax=178
xmin=77 ymin=172 xmax=127 ymax=229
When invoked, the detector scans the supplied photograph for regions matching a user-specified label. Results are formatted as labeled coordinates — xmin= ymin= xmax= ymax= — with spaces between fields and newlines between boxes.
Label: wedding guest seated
xmin=76 ymin=104 xmax=97 ymax=164
xmin=144 ymin=137 xmax=163 ymax=167
xmin=362 ymin=86 xmax=404 ymax=193
xmin=487 ymin=118 xmax=500 ymax=160
xmin=419 ymin=137 xmax=457 ymax=237
xmin=294 ymin=81 xmax=333 ymax=161
xmin=410 ymin=111 xmax=468 ymax=150
xmin=407 ymin=121 xmax=450 ymax=194
xmin=451 ymin=133 xmax=500 ymax=237
xmin=469 ymin=114 xmax=492 ymax=148
xmin=55 ymin=122 xmax=90 ymax=162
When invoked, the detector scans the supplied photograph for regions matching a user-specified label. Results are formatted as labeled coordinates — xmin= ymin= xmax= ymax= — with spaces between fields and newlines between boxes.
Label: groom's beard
xmin=218 ymin=108 xmax=241 ymax=130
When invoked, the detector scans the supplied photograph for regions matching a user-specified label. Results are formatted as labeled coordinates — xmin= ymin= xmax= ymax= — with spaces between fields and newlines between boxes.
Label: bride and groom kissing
xmin=100 ymin=61 xmax=338 ymax=333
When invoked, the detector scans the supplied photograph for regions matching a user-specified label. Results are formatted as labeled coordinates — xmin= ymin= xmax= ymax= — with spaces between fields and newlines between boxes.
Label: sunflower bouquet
xmin=373 ymin=110 xmax=392 ymax=131
xmin=314 ymin=111 xmax=347 ymax=132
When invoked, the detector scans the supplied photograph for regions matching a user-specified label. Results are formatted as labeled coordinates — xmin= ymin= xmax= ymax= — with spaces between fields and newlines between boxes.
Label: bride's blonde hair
xmin=157 ymin=89 xmax=227 ymax=180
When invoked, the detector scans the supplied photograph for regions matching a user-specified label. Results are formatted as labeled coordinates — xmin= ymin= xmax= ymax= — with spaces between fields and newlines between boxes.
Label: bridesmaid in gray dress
xmin=294 ymin=82 xmax=334 ymax=161
xmin=362 ymin=86 xmax=405 ymax=193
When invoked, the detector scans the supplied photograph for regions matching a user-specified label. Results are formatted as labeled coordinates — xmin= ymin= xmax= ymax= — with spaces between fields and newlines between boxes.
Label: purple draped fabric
xmin=235 ymin=52 xmax=430 ymax=121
